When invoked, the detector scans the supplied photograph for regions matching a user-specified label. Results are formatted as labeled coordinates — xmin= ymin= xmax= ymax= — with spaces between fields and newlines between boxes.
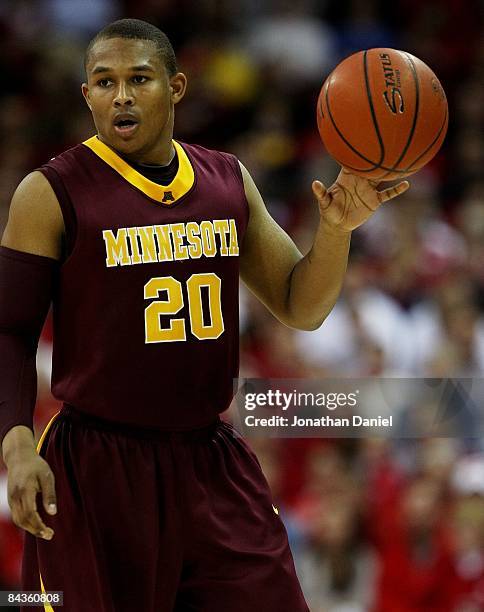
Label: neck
xmin=128 ymin=147 xmax=176 ymax=168
xmin=123 ymin=142 xmax=176 ymax=166
xmin=98 ymin=135 xmax=176 ymax=166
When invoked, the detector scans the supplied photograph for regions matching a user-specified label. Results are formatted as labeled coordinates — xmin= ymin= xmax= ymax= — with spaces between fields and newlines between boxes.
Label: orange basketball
xmin=316 ymin=48 xmax=448 ymax=181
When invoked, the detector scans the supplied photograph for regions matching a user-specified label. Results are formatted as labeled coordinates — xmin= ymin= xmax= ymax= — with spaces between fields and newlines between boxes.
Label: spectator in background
xmin=372 ymin=476 xmax=455 ymax=612
xmin=296 ymin=452 xmax=377 ymax=611
xmin=450 ymin=456 xmax=484 ymax=610
xmin=246 ymin=3 xmax=337 ymax=88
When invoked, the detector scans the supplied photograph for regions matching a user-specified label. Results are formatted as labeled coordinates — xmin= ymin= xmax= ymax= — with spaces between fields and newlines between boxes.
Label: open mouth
xmin=113 ymin=116 xmax=139 ymax=136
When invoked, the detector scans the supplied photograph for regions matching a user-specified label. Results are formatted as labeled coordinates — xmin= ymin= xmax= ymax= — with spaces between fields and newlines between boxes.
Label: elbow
xmin=295 ymin=319 xmax=325 ymax=332
xmin=302 ymin=319 xmax=325 ymax=331
xmin=279 ymin=288 xmax=332 ymax=330
xmin=283 ymin=287 xmax=333 ymax=331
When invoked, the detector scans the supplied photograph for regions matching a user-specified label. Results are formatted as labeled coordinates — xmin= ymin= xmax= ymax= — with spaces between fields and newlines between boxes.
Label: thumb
xmin=312 ymin=180 xmax=329 ymax=203
xmin=39 ymin=468 xmax=57 ymax=515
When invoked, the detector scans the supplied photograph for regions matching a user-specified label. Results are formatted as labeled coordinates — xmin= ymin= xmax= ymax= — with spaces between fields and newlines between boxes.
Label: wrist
xmin=319 ymin=218 xmax=352 ymax=238
xmin=2 ymin=426 xmax=36 ymax=466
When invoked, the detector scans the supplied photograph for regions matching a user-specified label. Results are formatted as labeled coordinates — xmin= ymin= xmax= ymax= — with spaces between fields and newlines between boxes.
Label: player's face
xmin=82 ymin=38 xmax=186 ymax=164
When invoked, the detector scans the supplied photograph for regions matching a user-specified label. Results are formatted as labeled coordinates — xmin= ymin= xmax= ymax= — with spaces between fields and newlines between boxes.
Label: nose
xmin=113 ymin=81 xmax=134 ymax=107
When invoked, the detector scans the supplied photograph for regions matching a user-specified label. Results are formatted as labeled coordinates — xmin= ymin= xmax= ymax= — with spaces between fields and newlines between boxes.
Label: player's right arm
xmin=0 ymin=171 xmax=64 ymax=540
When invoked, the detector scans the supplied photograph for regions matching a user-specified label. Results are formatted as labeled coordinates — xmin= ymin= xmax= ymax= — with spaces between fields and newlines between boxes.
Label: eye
xmin=132 ymin=75 xmax=149 ymax=84
xmin=97 ymin=78 xmax=112 ymax=88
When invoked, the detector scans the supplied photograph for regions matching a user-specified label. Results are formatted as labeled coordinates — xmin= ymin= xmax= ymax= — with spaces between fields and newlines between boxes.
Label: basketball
xmin=316 ymin=48 xmax=448 ymax=181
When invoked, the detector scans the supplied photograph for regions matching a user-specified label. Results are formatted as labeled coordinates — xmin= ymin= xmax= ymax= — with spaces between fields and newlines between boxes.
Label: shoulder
xmin=11 ymin=171 xmax=60 ymax=212
xmin=179 ymin=141 xmax=236 ymax=160
xmin=41 ymin=142 xmax=92 ymax=175
xmin=178 ymin=141 xmax=243 ymax=182
xmin=1 ymin=171 xmax=64 ymax=259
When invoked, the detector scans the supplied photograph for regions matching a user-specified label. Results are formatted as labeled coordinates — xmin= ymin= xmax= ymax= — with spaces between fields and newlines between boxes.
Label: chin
xmin=110 ymin=135 xmax=144 ymax=156
xmin=115 ymin=139 xmax=138 ymax=151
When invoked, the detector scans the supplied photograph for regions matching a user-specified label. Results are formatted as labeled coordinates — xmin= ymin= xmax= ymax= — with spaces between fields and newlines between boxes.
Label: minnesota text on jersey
xmin=102 ymin=219 xmax=239 ymax=267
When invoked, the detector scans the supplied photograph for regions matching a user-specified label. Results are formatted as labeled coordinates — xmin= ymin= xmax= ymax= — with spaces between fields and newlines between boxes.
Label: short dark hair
xmin=85 ymin=18 xmax=177 ymax=76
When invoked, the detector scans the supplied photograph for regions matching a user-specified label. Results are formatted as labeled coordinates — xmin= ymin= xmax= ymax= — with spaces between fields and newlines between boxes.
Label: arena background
xmin=0 ymin=1 xmax=483 ymax=610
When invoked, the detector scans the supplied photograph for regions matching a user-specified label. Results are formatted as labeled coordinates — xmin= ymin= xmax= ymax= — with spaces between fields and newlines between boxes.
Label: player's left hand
xmin=312 ymin=168 xmax=410 ymax=233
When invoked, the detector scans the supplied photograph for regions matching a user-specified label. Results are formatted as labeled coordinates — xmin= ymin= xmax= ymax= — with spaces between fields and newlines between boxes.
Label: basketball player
xmin=0 ymin=19 xmax=408 ymax=612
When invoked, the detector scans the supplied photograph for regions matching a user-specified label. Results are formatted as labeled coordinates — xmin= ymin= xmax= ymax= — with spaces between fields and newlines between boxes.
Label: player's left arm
xmin=239 ymin=162 xmax=409 ymax=331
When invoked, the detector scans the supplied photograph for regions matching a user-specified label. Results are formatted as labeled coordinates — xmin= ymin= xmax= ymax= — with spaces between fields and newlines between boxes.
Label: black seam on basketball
xmin=405 ymin=106 xmax=448 ymax=171
xmin=334 ymin=160 xmax=410 ymax=174
xmin=379 ymin=51 xmax=420 ymax=179
xmin=329 ymin=153 xmax=388 ymax=176
xmin=331 ymin=148 xmax=410 ymax=181
xmin=325 ymin=73 xmax=381 ymax=169
xmin=363 ymin=50 xmax=385 ymax=167
xmin=317 ymin=95 xmax=325 ymax=119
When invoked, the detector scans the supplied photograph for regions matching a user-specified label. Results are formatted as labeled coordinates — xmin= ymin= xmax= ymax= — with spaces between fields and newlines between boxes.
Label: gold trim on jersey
xmin=40 ymin=573 xmax=56 ymax=612
xmin=36 ymin=413 xmax=60 ymax=612
xmin=82 ymin=136 xmax=195 ymax=205
xmin=36 ymin=412 xmax=60 ymax=453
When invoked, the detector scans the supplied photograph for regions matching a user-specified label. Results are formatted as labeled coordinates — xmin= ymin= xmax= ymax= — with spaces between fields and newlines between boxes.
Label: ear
xmin=81 ymin=83 xmax=92 ymax=111
xmin=169 ymin=73 xmax=187 ymax=105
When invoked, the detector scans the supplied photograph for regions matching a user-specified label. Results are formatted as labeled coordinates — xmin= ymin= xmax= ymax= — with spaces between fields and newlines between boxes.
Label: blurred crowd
xmin=0 ymin=0 xmax=483 ymax=610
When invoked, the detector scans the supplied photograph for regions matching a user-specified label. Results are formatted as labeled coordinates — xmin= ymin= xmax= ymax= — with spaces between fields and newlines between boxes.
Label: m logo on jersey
xmin=162 ymin=191 xmax=174 ymax=203
xmin=102 ymin=218 xmax=239 ymax=267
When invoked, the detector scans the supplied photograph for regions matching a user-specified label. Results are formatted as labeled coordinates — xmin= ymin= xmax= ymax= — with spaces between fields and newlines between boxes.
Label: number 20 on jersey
xmin=144 ymin=272 xmax=224 ymax=343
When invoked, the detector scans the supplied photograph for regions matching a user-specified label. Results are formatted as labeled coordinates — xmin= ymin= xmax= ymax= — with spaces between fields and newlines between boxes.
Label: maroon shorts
xmin=22 ymin=405 xmax=309 ymax=611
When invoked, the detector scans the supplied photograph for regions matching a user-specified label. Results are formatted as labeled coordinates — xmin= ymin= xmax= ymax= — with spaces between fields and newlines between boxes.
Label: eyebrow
xmin=91 ymin=64 xmax=155 ymax=75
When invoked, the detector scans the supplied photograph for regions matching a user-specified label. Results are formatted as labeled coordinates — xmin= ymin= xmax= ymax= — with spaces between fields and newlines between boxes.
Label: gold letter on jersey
xmin=154 ymin=224 xmax=174 ymax=262
xmin=103 ymin=228 xmax=131 ymax=267
xmin=127 ymin=227 xmax=142 ymax=264
xmin=186 ymin=222 xmax=202 ymax=259
xmin=200 ymin=221 xmax=217 ymax=257
xmin=228 ymin=219 xmax=239 ymax=256
xmin=137 ymin=226 xmax=158 ymax=264
xmin=170 ymin=223 xmax=189 ymax=261
xmin=213 ymin=219 xmax=230 ymax=256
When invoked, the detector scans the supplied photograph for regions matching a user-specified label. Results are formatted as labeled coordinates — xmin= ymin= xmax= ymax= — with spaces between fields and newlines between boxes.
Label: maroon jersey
xmin=40 ymin=136 xmax=248 ymax=429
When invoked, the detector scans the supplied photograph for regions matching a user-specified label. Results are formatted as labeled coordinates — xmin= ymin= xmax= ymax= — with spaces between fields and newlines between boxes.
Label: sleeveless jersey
xmin=40 ymin=137 xmax=249 ymax=430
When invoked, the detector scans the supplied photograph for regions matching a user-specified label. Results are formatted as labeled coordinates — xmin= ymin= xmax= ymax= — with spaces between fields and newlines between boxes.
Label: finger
xmin=16 ymin=512 xmax=54 ymax=540
xmin=12 ymin=499 xmax=50 ymax=539
xmin=20 ymin=486 xmax=54 ymax=540
xmin=312 ymin=180 xmax=328 ymax=199
xmin=377 ymin=180 xmax=410 ymax=203
xmin=28 ymin=512 xmax=54 ymax=540
xmin=312 ymin=180 xmax=332 ymax=210
xmin=8 ymin=487 xmax=36 ymax=531
xmin=39 ymin=468 xmax=57 ymax=516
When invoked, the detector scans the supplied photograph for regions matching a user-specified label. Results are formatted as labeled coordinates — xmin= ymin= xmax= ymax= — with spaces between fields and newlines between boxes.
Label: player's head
xmin=84 ymin=19 xmax=178 ymax=77
xmin=82 ymin=19 xmax=187 ymax=162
